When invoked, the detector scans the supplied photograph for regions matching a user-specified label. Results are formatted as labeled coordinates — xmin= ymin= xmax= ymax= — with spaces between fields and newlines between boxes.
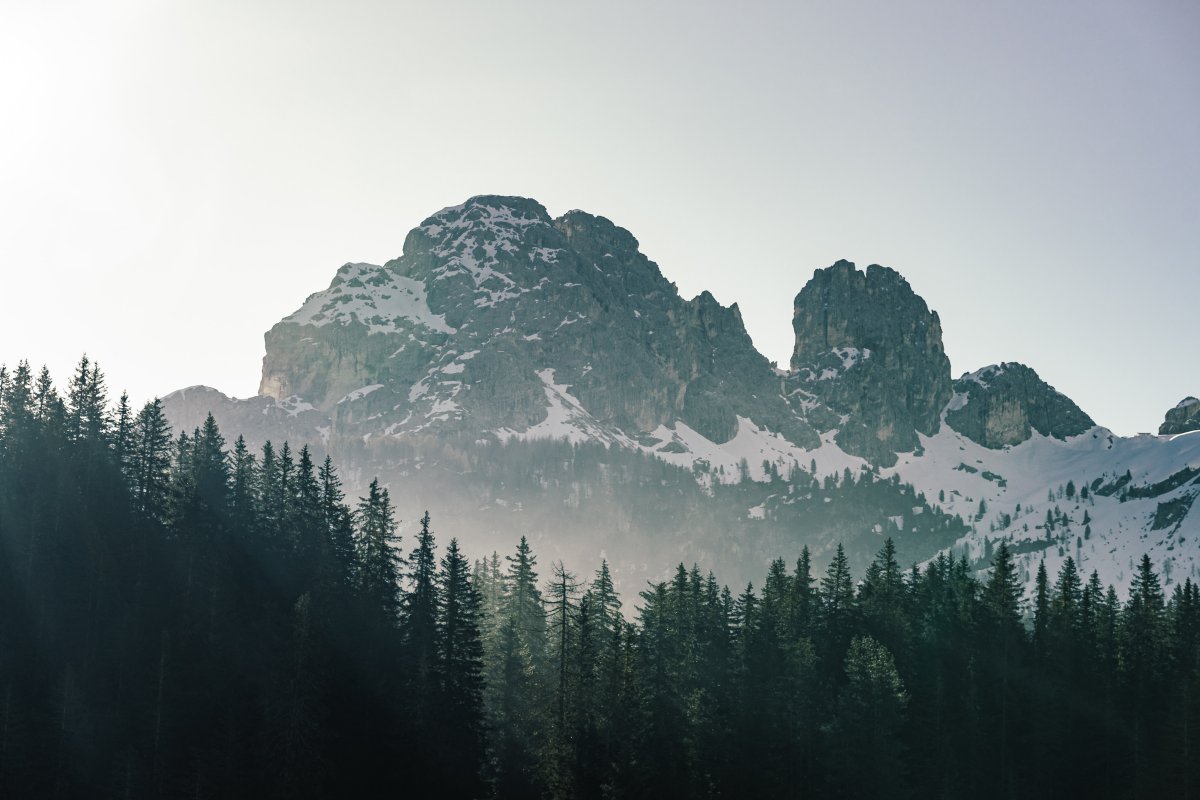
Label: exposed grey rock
xmin=789 ymin=260 xmax=952 ymax=465
xmin=1160 ymin=397 xmax=1200 ymax=436
xmin=945 ymin=363 xmax=1095 ymax=448
xmin=257 ymin=196 xmax=817 ymax=449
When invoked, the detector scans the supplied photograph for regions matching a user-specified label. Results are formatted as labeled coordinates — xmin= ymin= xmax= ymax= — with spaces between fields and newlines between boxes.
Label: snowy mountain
xmin=163 ymin=195 xmax=1200 ymax=597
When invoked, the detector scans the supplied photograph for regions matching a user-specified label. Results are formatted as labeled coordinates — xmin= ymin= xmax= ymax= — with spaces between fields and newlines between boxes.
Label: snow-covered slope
xmin=887 ymin=413 xmax=1200 ymax=595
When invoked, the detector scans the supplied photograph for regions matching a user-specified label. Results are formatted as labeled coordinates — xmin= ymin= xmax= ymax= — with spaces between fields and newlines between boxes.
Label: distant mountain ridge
xmin=164 ymin=195 xmax=1200 ymax=596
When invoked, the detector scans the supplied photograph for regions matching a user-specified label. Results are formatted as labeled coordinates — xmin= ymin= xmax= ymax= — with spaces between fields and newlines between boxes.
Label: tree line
xmin=1 ymin=358 xmax=1198 ymax=799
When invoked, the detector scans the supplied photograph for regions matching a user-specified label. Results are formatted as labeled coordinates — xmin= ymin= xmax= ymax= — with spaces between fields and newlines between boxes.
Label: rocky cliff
xmin=257 ymin=196 xmax=817 ymax=451
xmin=945 ymin=363 xmax=1095 ymax=449
xmin=788 ymin=261 xmax=952 ymax=465
xmin=1160 ymin=397 xmax=1200 ymax=436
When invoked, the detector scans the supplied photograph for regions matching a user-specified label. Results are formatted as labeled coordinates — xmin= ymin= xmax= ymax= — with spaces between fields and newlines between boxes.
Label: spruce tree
xmin=980 ymin=541 xmax=1026 ymax=794
xmin=290 ymin=445 xmax=324 ymax=590
xmin=317 ymin=455 xmax=356 ymax=594
xmin=1032 ymin=560 xmax=1051 ymax=662
xmin=355 ymin=479 xmax=401 ymax=620
xmin=790 ymin=545 xmax=818 ymax=640
xmin=130 ymin=399 xmax=173 ymax=525
xmin=819 ymin=543 xmax=856 ymax=675
xmin=502 ymin=535 xmax=547 ymax=670
xmin=832 ymin=636 xmax=909 ymax=800
xmin=404 ymin=511 xmax=440 ymax=703
xmin=436 ymin=538 xmax=486 ymax=799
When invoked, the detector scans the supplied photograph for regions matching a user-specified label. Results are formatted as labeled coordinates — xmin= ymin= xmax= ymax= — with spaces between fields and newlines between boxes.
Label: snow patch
xmin=833 ymin=347 xmax=870 ymax=370
xmin=338 ymin=384 xmax=383 ymax=404
xmin=495 ymin=369 xmax=636 ymax=448
xmin=285 ymin=264 xmax=455 ymax=335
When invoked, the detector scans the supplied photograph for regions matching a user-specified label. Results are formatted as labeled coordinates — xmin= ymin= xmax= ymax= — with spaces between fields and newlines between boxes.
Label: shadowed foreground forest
xmin=1 ymin=360 xmax=1198 ymax=799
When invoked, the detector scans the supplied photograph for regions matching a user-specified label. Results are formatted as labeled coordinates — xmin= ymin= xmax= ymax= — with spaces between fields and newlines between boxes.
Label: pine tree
xmin=112 ymin=391 xmax=134 ymax=483
xmin=589 ymin=559 xmax=622 ymax=642
xmin=484 ymin=537 xmax=548 ymax=796
xmin=65 ymin=354 xmax=108 ymax=445
xmin=980 ymin=541 xmax=1025 ymax=793
xmin=355 ymin=479 xmax=402 ymax=620
xmin=32 ymin=365 xmax=61 ymax=425
xmin=1032 ymin=560 xmax=1051 ymax=662
xmin=290 ymin=446 xmax=324 ymax=590
xmin=404 ymin=511 xmax=440 ymax=697
xmin=194 ymin=414 xmax=230 ymax=515
xmin=131 ymin=399 xmax=173 ymax=524
xmin=230 ymin=436 xmax=258 ymax=533
xmin=860 ymin=538 xmax=911 ymax=667
xmin=317 ymin=455 xmax=356 ymax=594
xmin=1120 ymin=554 xmax=1167 ymax=790
xmin=832 ymin=636 xmax=909 ymax=800
xmin=544 ymin=560 xmax=581 ymax=795
xmin=790 ymin=546 xmax=818 ymax=640
xmin=257 ymin=440 xmax=281 ymax=548
xmin=0 ymin=361 xmax=33 ymax=434
xmin=819 ymin=543 xmax=856 ymax=674
xmin=436 ymin=538 xmax=487 ymax=799
xmin=1050 ymin=557 xmax=1083 ymax=666
xmin=1122 ymin=554 xmax=1166 ymax=689
xmin=502 ymin=535 xmax=547 ymax=670
xmin=545 ymin=561 xmax=580 ymax=731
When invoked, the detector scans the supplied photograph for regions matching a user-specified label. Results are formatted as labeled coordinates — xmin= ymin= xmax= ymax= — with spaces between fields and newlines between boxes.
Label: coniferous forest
xmin=2 ymin=359 xmax=1199 ymax=800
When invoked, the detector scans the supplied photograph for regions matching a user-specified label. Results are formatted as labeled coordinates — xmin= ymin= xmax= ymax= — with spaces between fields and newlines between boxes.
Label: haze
xmin=1 ymin=0 xmax=1196 ymax=435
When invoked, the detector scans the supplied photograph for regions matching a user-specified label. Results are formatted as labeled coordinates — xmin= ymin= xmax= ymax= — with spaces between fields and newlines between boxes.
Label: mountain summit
xmin=788 ymin=260 xmax=951 ymax=464
xmin=164 ymin=195 xmax=1200 ymax=596
xmin=258 ymin=195 xmax=815 ymax=450
xmin=1161 ymin=397 xmax=1200 ymax=436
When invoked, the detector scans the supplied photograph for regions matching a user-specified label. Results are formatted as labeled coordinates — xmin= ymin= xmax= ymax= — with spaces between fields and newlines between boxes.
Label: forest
xmin=1 ymin=358 xmax=1198 ymax=799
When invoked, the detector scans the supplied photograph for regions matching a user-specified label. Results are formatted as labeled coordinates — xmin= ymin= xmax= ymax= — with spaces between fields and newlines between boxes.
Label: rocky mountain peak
xmin=255 ymin=195 xmax=820 ymax=450
xmin=945 ymin=362 xmax=1094 ymax=448
xmin=788 ymin=260 xmax=952 ymax=464
xmin=790 ymin=260 xmax=941 ymax=360
xmin=416 ymin=194 xmax=553 ymax=240
xmin=553 ymin=209 xmax=641 ymax=256
xmin=1160 ymin=396 xmax=1200 ymax=436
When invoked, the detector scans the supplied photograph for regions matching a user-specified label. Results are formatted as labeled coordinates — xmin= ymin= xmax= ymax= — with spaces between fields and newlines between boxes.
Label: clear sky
xmin=1 ymin=0 xmax=1196 ymax=435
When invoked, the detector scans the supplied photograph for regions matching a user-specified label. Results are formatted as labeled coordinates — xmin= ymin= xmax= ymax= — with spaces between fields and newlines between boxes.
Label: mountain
xmin=1161 ymin=397 xmax=1200 ymax=436
xmin=787 ymin=260 xmax=951 ymax=465
xmin=163 ymin=195 xmax=1200 ymax=596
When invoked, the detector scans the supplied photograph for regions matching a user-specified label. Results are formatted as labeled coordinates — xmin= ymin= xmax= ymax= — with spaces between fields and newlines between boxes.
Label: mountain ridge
xmin=163 ymin=194 xmax=1200 ymax=597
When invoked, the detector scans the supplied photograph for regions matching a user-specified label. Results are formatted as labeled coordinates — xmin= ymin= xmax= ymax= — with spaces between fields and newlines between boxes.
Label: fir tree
xmin=355 ymin=479 xmax=402 ymax=619
xmin=436 ymin=538 xmax=487 ymax=799
xmin=131 ymin=399 xmax=173 ymax=524
xmin=404 ymin=510 xmax=440 ymax=703
xmin=832 ymin=636 xmax=909 ymax=800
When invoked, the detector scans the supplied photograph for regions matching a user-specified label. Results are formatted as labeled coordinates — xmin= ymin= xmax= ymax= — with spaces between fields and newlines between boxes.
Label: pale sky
xmin=1 ymin=0 xmax=1196 ymax=435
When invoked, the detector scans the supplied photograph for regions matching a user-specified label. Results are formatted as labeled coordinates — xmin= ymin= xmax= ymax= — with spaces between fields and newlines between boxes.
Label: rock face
xmin=945 ymin=363 xmax=1094 ymax=448
xmin=257 ymin=196 xmax=817 ymax=449
xmin=1160 ymin=397 xmax=1200 ymax=436
xmin=789 ymin=260 xmax=952 ymax=465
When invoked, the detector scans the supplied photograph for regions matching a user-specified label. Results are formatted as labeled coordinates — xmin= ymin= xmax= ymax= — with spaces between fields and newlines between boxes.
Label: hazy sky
xmin=1 ymin=0 xmax=1196 ymax=435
